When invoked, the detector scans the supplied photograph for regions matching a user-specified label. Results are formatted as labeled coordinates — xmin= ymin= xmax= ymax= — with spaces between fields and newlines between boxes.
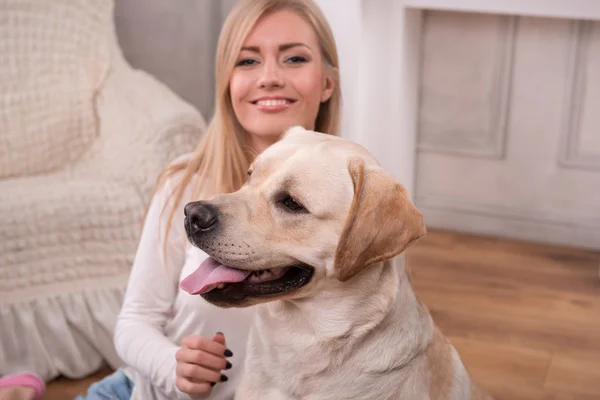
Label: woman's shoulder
xmin=157 ymin=152 xmax=198 ymax=199
xmin=168 ymin=152 xmax=195 ymax=167
xmin=147 ymin=152 xmax=199 ymax=242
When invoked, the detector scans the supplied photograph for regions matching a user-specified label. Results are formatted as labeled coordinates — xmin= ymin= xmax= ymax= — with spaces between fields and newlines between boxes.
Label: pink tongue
xmin=180 ymin=257 xmax=252 ymax=295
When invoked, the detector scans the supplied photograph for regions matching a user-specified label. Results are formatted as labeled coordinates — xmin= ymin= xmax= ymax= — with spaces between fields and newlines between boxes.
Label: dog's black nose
xmin=185 ymin=202 xmax=219 ymax=233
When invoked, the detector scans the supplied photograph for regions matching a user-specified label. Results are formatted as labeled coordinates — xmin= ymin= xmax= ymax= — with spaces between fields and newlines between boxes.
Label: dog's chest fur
xmin=234 ymin=262 xmax=469 ymax=400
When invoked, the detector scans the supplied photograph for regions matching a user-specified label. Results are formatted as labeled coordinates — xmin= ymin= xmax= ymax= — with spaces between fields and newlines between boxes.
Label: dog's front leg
xmin=234 ymin=370 xmax=290 ymax=400
xmin=233 ymin=372 xmax=262 ymax=400
xmin=234 ymin=383 xmax=289 ymax=400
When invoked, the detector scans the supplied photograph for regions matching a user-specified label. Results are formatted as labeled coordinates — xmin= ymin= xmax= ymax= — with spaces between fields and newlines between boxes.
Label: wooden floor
xmin=44 ymin=230 xmax=600 ymax=400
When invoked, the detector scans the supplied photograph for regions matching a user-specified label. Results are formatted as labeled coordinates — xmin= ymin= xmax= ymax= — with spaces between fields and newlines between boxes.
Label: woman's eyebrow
xmin=240 ymin=42 xmax=311 ymax=52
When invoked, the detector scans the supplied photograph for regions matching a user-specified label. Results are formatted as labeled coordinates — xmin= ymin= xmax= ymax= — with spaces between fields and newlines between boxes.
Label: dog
xmin=180 ymin=126 xmax=493 ymax=400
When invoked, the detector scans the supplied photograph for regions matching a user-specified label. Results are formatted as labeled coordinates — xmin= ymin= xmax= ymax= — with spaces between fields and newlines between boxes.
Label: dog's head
xmin=180 ymin=126 xmax=426 ymax=307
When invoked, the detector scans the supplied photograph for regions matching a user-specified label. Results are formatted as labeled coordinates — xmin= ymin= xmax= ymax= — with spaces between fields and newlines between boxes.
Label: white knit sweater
xmin=114 ymin=160 xmax=256 ymax=400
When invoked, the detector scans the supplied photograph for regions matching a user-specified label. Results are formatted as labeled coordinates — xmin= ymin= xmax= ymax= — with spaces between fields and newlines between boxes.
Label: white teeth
xmin=256 ymin=99 xmax=289 ymax=107
xmin=262 ymin=270 xmax=274 ymax=280
xmin=217 ymin=283 xmax=225 ymax=289
xmin=247 ymin=272 xmax=265 ymax=284
xmin=246 ymin=267 xmax=290 ymax=284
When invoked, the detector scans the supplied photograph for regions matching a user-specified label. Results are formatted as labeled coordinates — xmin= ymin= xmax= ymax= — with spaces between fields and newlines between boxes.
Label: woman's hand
xmin=176 ymin=332 xmax=233 ymax=398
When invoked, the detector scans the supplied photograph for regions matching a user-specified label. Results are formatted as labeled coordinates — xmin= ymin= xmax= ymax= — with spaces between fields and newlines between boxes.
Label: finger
xmin=211 ymin=332 xmax=226 ymax=347
xmin=181 ymin=335 xmax=231 ymax=358
xmin=177 ymin=362 xmax=223 ymax=384
xmin=211 ymin=333 xmax=233 ymax=368
xmin=176 ymin=348 xmax=229 ymax=371
xmin=176 ymin=377 xmax=212 ymax=396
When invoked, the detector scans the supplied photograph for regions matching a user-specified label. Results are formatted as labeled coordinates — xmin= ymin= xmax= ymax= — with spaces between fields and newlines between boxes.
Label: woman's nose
xmin=258 ymin=60 xmax=284 ymax=88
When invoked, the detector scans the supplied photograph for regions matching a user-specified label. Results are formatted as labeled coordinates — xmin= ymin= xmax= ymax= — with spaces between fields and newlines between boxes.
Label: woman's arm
xmin=114 ymin=175 xmax=188 ymax=399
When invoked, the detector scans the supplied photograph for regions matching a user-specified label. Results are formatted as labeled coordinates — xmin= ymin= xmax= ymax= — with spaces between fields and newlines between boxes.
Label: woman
xmin=76 ymin=0 xmax=341 ymax=399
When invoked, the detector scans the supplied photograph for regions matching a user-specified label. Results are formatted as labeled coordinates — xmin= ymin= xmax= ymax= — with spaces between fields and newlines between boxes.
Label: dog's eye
xmin=280 ymin=195 xmax=304 ymax=212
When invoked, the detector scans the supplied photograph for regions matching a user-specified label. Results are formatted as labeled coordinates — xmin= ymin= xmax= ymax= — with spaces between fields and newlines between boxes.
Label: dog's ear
xmin=334 ymin=158 xmax=426 ymax=282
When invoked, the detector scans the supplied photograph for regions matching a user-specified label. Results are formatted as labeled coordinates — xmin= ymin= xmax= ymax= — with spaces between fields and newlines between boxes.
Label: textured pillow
xmin=0 ymin=0 xmax=111 ymax=178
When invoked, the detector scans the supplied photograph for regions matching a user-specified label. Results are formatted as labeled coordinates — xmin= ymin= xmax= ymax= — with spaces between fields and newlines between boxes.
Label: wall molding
xmin=558 ymin=21 xmax=600 ymax=171
xmin=416 ymin=194 xmax=600 ymax=251
xmin=405 ymin=0 xmax=600 ymax=22
xmin=417 ymin=14 xmax=516 ymax=160
xmin=315 ymin=0 xmax=422 ymax=195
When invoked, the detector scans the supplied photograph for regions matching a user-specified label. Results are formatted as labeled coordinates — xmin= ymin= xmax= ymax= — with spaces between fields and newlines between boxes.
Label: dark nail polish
xmin=224 ymin=349 xmax=233 ymax=357
xmin=216 ymin=331 xmax=223 ymax=335
xmin=225 ymin=361 xmax=232 ymax=370
xmin=220 ymin=374 xmax=228 ymax=382
xmin=211 ymin=382 xmax=216 ymax=387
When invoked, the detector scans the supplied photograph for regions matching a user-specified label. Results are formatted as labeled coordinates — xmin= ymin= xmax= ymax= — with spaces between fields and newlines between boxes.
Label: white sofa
xmin=0 ymin=0 xmax=206 ymax=380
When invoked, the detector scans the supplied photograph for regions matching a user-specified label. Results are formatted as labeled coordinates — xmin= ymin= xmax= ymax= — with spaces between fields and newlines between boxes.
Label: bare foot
xmin=0 ymin=386 xmax=37 ymax=400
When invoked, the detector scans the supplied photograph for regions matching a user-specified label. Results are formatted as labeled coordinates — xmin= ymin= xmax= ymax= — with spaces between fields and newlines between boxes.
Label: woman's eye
xmin=236 ymin=58 xmax=258 ymax=67
xmin=280 ymin=195 xmax=304 ymax=212
xmin=286 ymin=56 xmax=308 ymax=64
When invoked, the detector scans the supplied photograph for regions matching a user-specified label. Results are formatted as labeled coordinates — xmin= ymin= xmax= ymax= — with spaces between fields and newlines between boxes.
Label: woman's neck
xmin=245 ymin=133 xmax=278 ymax=155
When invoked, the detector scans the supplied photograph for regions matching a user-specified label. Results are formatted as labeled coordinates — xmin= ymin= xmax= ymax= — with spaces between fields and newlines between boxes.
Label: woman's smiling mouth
xmin=252 ymin=97 xmax=296 ymax=112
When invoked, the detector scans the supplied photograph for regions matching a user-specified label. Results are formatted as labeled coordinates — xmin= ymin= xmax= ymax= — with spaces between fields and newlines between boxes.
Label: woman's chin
xmin=245 ymin=123 xmax=308 ymax=147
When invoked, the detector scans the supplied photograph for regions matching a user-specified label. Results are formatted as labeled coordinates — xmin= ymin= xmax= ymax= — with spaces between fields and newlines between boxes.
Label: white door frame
xmin=316 ymin=0 xmax=600 ymax=198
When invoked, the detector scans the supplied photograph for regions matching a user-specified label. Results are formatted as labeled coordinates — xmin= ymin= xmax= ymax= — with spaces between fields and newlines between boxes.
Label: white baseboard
xmin=418 ymin=201 xmax=600 ymax=251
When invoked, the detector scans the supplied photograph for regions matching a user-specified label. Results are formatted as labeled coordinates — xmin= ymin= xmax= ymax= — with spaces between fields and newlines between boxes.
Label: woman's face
xmin=229 ymin=10 xmax=335 ymax=153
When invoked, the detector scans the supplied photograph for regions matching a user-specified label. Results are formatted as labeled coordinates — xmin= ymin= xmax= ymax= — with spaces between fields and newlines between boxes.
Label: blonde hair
xmin=155 ymin=0 xmax=342 ymax=256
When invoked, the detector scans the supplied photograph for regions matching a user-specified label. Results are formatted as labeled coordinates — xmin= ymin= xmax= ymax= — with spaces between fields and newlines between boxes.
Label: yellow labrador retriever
xmin=181 ymin=126 xmax=492 ymax=400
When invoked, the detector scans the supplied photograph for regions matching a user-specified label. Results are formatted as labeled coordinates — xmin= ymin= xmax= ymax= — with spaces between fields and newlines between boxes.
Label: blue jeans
xmin=75 ymin=368 xmax=134 ymax=400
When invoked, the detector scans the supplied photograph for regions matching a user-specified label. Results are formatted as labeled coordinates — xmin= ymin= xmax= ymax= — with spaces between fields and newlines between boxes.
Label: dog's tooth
xmin=217 ymin=283 xmax=225 ymax=289
xmin=260 ymin=271 xmax=273 ymax=281
xmin=247 ymin=269 xmax=284 ymax=283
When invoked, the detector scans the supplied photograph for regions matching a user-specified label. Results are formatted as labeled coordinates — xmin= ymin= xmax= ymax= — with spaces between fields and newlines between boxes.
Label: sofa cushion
xmin=0 ymin=0 xmax=111 ymax=178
